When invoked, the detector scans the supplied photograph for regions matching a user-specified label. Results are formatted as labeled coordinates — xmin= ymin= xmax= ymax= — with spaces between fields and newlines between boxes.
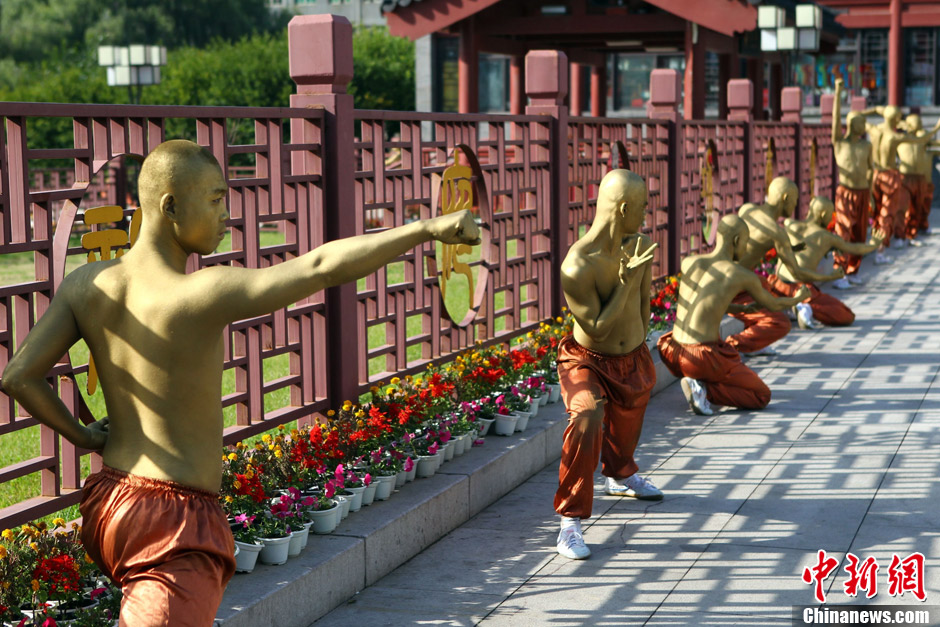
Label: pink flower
xmin=324 ymin=482 xmax=336 ymax=499
xmin=288 ymin=486 xmax=301 ymax=500
xmin=440 ymin=430 xmax=451 ymax=444
xmin=404 ymin=457 xmax=414 ymax=472
xmin=363 ymin=473 xmax=372 ymax=486
xmin=428 ymin=442 xmax=439 ymax=455
xmin=334 ymin=464 xmax=345 ymax=482
xmin=89 ymin=587 xmax=109 ymax=600
xmin=302 ymin=496 xmax=315 ymax=507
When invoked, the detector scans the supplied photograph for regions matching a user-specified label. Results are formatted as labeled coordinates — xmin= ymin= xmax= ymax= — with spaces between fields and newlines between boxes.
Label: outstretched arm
xmin=2 ymin=278 xmax=109 ymax=451
xmin=199 ymin=210 xmax=481 ymax=324
xmin=741 ymin=271 xmax=810 ymax=312
xmin=774 ymin=225 xmax=842 ymax=283
xmin=828 ymin=228 xmax=886 ymax=257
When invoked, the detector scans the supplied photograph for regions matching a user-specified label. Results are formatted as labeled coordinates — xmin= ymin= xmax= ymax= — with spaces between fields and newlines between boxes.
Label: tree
xmin=350 ymin=26 xmax=414 ymax=112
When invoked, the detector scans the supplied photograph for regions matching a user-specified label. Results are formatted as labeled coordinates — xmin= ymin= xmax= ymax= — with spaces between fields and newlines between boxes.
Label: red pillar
xmin=888 ymin=0 xmax=903 ymax=105
xmin=510 ymin=54 xmax=524 ymax=115
xmin=746 ymin=58 xmax=764 ymax=120
xmin=570 ymin=62 xmax=583 ymax=116
xmin=458 ymin=18 xmax=478 ymax=113
xmin=769 ymin=63 xmax=783 ymax=120
xmin=590 ymin=64 xmax=606 ymax=117
xmin=683 ymin=21 xmax=705 ymax=120
xmin=718 ymin=52 xmax=739 ymax=119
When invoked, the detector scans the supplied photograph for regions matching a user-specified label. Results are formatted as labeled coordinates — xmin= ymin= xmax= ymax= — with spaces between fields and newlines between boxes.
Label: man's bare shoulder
xmin=560 ymin=245 xmax=596 ymax=284
xmin=58 ymin=258 xmax=125 ymax=306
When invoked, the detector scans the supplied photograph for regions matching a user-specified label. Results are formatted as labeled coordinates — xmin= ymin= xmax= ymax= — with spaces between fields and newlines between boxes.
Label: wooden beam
xmin=386 ymin=0 xmax=503 ymax=41
xmin=480 ymin=13 xmax=684 ymax=37
xmin=644 ymin=0 xmax=757 ymax=37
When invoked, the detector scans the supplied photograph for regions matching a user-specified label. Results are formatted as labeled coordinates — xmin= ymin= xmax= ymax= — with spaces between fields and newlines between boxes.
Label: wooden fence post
xmin=648 ymin=69 xmax=681 ymax=277
xmin=288 ymin=15 xmax=360 ymax=406
xmin=525 ymin=50 xmax=569 ymax=316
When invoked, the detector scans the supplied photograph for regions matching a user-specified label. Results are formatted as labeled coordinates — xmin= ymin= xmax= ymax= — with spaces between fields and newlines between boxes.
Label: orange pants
xmin=766 ymin=274 xmax=855 ymax=326
xmin=873 ymin=169 xmax=904 ymax=245
xmin=726 ymin=277 xmax=791 ymax=353
xmin=921 ymin=182 xmax=935 ymax=233
xmin=902 ymin=174 xmax=931 ymax=239
xmin=833 ymin=185 xmax=870 ymax=275
xmin=657 ymin=331 xmax=770 ymax=409
xmin=80 ymin=466 xmax=236 ymax=627
xmin=554 ymin=335 xmax=655 ymax=519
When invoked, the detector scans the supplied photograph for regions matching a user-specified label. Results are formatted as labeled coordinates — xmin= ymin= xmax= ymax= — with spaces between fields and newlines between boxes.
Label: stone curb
xmin=214 ymin=343 xmax=680 ymax=627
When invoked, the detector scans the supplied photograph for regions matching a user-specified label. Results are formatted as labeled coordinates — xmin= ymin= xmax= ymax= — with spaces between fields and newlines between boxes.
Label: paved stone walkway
xmin=314 ymin=235 xmax=940 ymax=626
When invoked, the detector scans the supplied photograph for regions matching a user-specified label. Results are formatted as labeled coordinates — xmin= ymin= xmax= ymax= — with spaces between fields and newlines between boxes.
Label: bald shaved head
xmin=809 ymin=196 xmax=834 ymax=226
xmin=766 ymin=176 xmax=798 ymax=218
xmin=138 ymin=140 xmax=223 ymax=215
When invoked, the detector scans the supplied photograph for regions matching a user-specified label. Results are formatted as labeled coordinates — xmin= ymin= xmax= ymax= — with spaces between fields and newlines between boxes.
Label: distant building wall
xmin=268 ymin=0 xmax=387 ymax=27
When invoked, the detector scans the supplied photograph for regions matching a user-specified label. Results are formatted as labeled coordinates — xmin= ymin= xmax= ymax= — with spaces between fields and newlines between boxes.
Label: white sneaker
xmin=891 ymin=238 xmax=905 ymax=249
xmin=556 ymin=524 xmax=591 ymax=560
xmin=908 ymin=238 xmax=924 ymax=247
xmin=743 ymin=344 xmax=778 ymax=357
xmin=874 ymin=252 xmax=894 ymax=265
xmin=796 ymin=303 xmax=824 ymax=330
xmin=606 ymin=474 xmax=664 ymax=500
xmin=680 ymin=377 xmax=714 ymax=416
xmin=831 ymin=277 xmax=852 ymax=290
xmin=846 ymin=274 xmax=865 ymax=286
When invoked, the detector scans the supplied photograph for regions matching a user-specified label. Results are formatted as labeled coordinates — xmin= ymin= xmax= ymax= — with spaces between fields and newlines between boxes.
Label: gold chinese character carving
xmin=765 ymin=138 xmax=777 ymax=192
xmin=700 ymin=140 xmax=719 ymax=246
xmin=80 ymin=205 xmax=141 ymax=393
xmin=438 ymin=148 xmax=475 ymax=302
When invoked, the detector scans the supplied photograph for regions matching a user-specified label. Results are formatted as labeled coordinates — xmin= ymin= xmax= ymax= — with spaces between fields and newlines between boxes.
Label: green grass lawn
xmin=0 ymin=228 xmax=524 ymax=525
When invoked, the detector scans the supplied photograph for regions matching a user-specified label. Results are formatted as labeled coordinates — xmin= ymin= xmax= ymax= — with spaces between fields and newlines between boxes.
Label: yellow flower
xmin=342 ymin=400 xmax=353 ymax=412
xmin=370 ymin=386 xmax=379 ymax=395
xmin=0 ymin=546 xmax=7 ymax=559
xmin=327 ymin=409 xmax=336 ymax=417
xmin=261 ymin=434 xmax=272 ymax=444
xmin=222 ymin=454 xmax=228 ymax=462
xmin=1 ymin=581 xmax=8 ymax=589
xmin=227 ymin=453 xmax=237 ymax=462
xmin=268 ymin=444 xmax=276 ymax=451
xmin=255 ymin=443 xmax=264 ymax=451
xmin=36 ymin=522 xmax=46 ymax=532
xmin=31 ymin=579 xmax=40 ymax=592
xmin=29 ymin=542 xmax=39 ymax=552
xmin=405 ymin=375 xmax=413 ymax=383
xmin=1 ymin=529 xmax=14 ymax=541
xmin=52 ymin=518 xmax=66 ymax=528
xmin=84 ymin=553 xmax=94 ymax=564
xmin=356 ymin=420 xmax=365 ymax=428
xmin=236 ymin=442 xmax=245 ymax=450
xmin=561 ymin=306 xmax=568 ymax=312
xmin=233 ymin=480 xmax=242 ymax=490
xmin=527 ymin=332 xmax=534 ymax=338
xmin=225 ymin=496 xmax=234 ymax=503
xmin=71 ymin=522 xmax=80 ymax=531
xmin=556 ymin=316 xmax=563 ymax=323
xmin=355 ymin=410 xmax=365 ymax=418
xmin=277 ymin=424 xmax=286 ymax=431
xmin=291 ymin=429 xmax=299 ymax=438
xmin=274 ymin=449 xmax=283 ymax=458
xmin=414 ymin=377 xmax=423 ymax=386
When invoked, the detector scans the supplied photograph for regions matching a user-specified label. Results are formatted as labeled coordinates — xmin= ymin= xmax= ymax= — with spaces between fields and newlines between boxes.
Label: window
xmin=613 ymin=55 xmax=654 ymax=109
xmin=904 ymin=28 xmax=937 ymax=106
xmin=433 ymin=35 xmax=459 ymax=112
xmin=860 ymin=30 xmax=887 ymax=106
xmin=479 ymin=54 xmax=509 ymax=112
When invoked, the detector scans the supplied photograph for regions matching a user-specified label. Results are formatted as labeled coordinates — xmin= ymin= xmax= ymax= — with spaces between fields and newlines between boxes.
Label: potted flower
xmin=305 ymin=480 xmax=341 ymax=535
xmin=461 ymin=399 xmax=496 ymax=436
xmin=368 ymin=448 xmax=402 ymax=501
xmin=230 ymin=514 xmax=263 ymax=573
xmin=255 ymin=504 xmax=293 ymax=565
xmin=492 ymin=396 xmax=520 ymax=436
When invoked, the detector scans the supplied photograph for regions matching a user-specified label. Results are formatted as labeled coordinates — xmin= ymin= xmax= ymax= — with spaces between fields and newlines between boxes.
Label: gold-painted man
xmin=728 ymin=177 xmax=842 ymax=357
xmin=766 ymin=197 xmax=885 ymax=329
xmin=898 ymin=114 xmax=939 ymax=241
xmin=831 ymin=78 xmax=874 ymax=285
xmin=657 ymin=215 xmax=809 ymax=416
xmin=554 ymin=169 xmax=659 ymax=561
xmin=2 ymin=140 xmax=480 ymax=626
xmin=861 ymin=101 xmax=940 ymax=259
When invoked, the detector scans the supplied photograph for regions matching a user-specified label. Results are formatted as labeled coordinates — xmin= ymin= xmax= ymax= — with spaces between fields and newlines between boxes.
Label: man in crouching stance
xmin=657 ymin=216 xmax=809 ymax=416
xmin=2 ymin=140 xmax=480 ymax=626
xmin=554 ymin=169 xmax=659 ymax=561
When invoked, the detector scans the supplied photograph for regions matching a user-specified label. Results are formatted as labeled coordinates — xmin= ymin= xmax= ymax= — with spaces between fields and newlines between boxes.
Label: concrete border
xmin=215 ymin=341 xmax=680 ymax=627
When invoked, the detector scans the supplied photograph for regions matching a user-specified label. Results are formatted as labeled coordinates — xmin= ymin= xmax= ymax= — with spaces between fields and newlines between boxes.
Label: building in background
xmin=268 ymin=0 xmax=387 ymax=27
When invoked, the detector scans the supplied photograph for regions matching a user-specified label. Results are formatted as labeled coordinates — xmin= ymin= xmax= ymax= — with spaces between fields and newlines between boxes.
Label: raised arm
xmin=2 ymin=274 xmax=109 ymax=451
xmin=198 ymin=210 xmax=480 ymax=324
xmin=832 ymin=79 xmax=845 ymax=144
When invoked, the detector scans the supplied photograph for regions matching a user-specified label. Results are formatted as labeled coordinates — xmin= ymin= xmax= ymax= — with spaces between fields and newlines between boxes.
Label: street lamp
xmin=758 ymin=4 xmax=821 ymax=53
xmin=97 ymin=45 xmax=167 ymax=103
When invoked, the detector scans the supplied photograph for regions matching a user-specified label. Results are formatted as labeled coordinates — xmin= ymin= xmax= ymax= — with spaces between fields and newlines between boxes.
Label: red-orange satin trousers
xmin=80 ymin=466 xmax=236 ymax=627
xmin=657 ymin=331 xmax=770 ymax=409
xmin=765 ymin=274 xmax=855 ymax=326
xmin=726 ymin=277 xmax=792 ymax=353
xmin=554 ymin=335 xmax=655 ymax=519
xmin=833 ymin=185 xmax=870 ymax=275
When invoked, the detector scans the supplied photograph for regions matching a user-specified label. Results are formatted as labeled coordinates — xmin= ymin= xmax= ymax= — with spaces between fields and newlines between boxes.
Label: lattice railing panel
xmin=567 ymin=118 xmax=671 ymax=282
xmin=353 ymin=111 xmax=553 ymax=388
xmin=0 ymin=103 xmax=326 ymax=528
xmin=751 ymin=123 xmax=798 ymax=204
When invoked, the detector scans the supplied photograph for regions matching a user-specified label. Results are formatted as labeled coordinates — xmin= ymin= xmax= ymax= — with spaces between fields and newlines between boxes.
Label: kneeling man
xmin=767 ymin=196 xmax=885 ymax=329
xmin=657 ymin=216 xmax=809 ymax=416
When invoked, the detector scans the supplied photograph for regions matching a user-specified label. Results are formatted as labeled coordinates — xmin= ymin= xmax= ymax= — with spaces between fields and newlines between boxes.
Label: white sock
xmin=560 ymin=516 xmax=581 ymax=531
